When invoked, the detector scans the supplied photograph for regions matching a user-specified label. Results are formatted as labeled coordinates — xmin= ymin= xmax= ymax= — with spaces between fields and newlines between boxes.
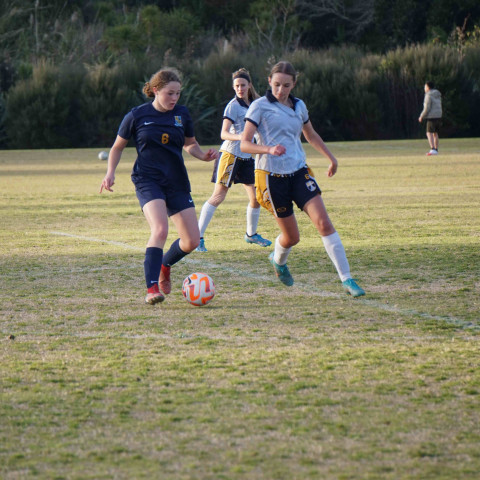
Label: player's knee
xmin=181 ymin=236 xmax=200 ymax=253
xmin=320 ymin=224 xmax=335 ymax=236
xmin=316 ymin=219 xmax=335 ymax=237
xmin=209 ymin=196 xmax=223 ymax=207
xmin=150 ymin=228 xmax=168 ymax=245
xmin=209 ymin=191 xmax=227 ymax=207
xmin=291 ymin=235 xmax=300 ymax=246
xmin=283 ymin=233 xmax=300 ymax=247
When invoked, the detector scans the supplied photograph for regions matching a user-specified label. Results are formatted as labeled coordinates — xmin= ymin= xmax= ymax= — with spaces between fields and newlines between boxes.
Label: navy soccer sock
xmin=162 ymin=238 xmax=188 ymax=267
xmin=144 ymin=247 xmax=163 ymax=288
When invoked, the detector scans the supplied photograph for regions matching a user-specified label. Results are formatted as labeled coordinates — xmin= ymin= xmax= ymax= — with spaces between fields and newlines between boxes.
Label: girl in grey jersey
xmin=241 ymin=61 xmax=365 ymax=298
xmin=196 ymin=68 xmax=271 ymax=252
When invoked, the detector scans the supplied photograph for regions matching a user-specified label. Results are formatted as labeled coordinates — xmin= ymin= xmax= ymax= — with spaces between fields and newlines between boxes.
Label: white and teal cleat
xmin=269 ymin=252 xmax=294 ymax=286
xmin=195 ymin=238 xmax=207 ymax=252
xmin=245 ymin=233 xmax=272 ymax=247
xmin=342 ymin=279 xmax=365 ymax=298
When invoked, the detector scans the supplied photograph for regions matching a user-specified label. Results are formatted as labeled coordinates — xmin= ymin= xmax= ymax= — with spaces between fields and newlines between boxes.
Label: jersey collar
xmin=235 ymin=95 xmax=249 ymax=108
xmin=265 ymin=89 xmax=298 ymax=109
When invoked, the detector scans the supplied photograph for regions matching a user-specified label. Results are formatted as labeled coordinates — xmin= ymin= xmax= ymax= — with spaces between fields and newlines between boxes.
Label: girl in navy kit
xmin=241 ymin=61 xmax=365 ymax=297
xmin=100 ymin=69 xmax=218 ymax=304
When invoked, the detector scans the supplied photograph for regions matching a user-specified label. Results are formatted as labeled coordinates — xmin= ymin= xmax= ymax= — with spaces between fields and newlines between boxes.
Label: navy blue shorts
xmin=255 ymin=167 xmax=321 ymax=218
xmin=211 ymin=151 xmax=255 ymax=186
xmin=132 ymin=176 xmax=194 ymax=216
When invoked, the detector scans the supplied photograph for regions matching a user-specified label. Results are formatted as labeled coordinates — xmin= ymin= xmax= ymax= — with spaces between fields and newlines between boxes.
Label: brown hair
xmin=269 ymin=61 xmax=298 ymax=82
xmin=143 ymin=68 xmax=182 ymax=97
xmin=232 ymin=67 xmax=260 ymax=102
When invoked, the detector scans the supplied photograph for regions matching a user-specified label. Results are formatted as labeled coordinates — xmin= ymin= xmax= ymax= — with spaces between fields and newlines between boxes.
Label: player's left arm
xmin=183 ymin=137 xmax=218 ymax=162
xmin=302 ymin=121 xmax=338 ymax=177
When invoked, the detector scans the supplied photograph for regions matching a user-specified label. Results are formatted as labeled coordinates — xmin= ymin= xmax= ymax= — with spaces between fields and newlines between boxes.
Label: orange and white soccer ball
xmin=182 ymin=272 xmax=215 ymax=306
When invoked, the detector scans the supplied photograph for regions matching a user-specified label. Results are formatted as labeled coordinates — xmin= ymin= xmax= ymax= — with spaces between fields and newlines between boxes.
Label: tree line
xmin=1 ymin=0 xmax=479 ymax=148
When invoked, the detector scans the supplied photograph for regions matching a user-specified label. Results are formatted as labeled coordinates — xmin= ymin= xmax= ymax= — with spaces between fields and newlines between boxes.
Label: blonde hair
xmin=269 ymin=61 xmax=298 ymax=82
xmin=143 ymin=68 xmax=182 ymax=97
xmin=232 ymin=67 xmax=259 ymax=102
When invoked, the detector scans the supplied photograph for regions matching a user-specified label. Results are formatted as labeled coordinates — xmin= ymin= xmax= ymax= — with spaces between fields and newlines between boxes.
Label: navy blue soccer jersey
xmin=118 ymin=102 xmax=195 ymax=190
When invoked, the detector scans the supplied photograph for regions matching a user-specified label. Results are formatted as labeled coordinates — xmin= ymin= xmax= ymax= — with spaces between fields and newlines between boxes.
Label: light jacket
xmin=420 ymin=89 xmax=442 ymax=120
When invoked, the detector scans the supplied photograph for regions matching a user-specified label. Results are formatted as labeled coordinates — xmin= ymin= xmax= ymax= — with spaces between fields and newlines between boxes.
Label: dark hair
xmin=143 ymin=68 xmax=182 ymax=97
xmin=426 ymin=81 xmax=435 ymax=89
xmin=232 ymin=67 xmax=259 ymax=102
xmin=269 ymin=61 xmax=298 ymax=82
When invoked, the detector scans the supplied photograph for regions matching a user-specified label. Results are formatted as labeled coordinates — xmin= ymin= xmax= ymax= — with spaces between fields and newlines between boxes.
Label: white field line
xmin=50 ymin=231 xmax=479 ymax=330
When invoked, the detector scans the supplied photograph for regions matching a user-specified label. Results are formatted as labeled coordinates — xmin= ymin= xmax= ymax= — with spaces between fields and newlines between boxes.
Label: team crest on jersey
xmin=305 ymin=179 xmax=317 ymax=192
xmin=174 ymin=116 xmax=183 ymax=127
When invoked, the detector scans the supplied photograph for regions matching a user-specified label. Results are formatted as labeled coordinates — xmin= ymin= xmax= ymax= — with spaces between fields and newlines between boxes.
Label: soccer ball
xmin=182 ymin=272 xmax=215 ymax=306
xmin=98 ymin=151 xmax=108 ymax=161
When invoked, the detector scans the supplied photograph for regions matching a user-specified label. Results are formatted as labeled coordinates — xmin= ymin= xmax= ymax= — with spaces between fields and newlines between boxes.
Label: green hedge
xmin=187 ymin=44 xmax=480 ymax=143
xmin=3 ymin=44 xmax=480 ymax=148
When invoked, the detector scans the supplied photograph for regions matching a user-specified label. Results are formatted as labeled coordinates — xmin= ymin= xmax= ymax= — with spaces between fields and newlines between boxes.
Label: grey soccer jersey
xmin=220 ymin=96 xmax=251 ymax=159
xmin=245 ymin=91 xmax=309 ymax=174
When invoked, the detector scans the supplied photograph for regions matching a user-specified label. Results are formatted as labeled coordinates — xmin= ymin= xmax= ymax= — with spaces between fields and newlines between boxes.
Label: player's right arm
xmin=240 ymin=120 xmax=285 ymax=156
xmin=100 ymin=135 xmax=129 ymax=193
xmin=220 ymin=118 xmax=240 ymax=142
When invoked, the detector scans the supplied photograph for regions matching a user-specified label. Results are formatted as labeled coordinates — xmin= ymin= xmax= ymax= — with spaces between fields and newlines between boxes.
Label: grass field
xmin=1 ymin=139 xmax=479 ymax=479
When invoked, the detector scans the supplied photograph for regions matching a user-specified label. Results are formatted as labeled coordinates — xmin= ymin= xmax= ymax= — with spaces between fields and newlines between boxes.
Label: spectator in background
xmin=419 ymin=81 xmax=442 ymax=156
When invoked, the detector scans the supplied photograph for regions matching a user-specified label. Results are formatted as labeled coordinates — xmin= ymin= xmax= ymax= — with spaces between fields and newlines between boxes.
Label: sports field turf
xmin=1 ymin=139 xmax=479 ymax=479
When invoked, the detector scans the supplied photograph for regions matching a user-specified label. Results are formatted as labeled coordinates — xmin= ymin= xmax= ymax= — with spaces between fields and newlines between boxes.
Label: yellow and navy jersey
xmin=220 ymin=96 xmax=251 ymax=159
xmin=245 ymin=90 xmax=309 ymax=175
xmin=118 ymin=102 xmax=194 ymax=190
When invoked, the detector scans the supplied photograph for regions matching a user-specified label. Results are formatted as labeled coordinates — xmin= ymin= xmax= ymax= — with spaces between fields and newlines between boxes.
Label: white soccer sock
xmin=198 ymin=202 xmax=217 ymax=237
xmin=246 ymin=205 xmax=261 ymax=236
xmin=274 ymin=235 xmax=291 ymax=265
xmin=322 ymin=231 xmax=351 ymax=282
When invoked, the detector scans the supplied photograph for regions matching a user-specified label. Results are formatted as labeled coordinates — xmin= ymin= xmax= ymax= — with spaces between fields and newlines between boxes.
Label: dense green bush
xmin=0 ymin=92 xmax=6 ymax=148
xmin=1 ymin=1 xmax=479 ymax=148
xmin=4 ymin=57 xmax=220 ymax=148
xmin=78 ymin=62 xmax=142 ymax=148
xmin=3 ymin=43 xmax=480 ymax=148
xmin=5 ymin=61 xmax=84 ymax=148
xmin=288 ymin=48 xmax=381 ymax=140
xmin=188 ymin=43 xmax=480 ymax=143
xmin=5 ymin=61 xmax=136 ymax=149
